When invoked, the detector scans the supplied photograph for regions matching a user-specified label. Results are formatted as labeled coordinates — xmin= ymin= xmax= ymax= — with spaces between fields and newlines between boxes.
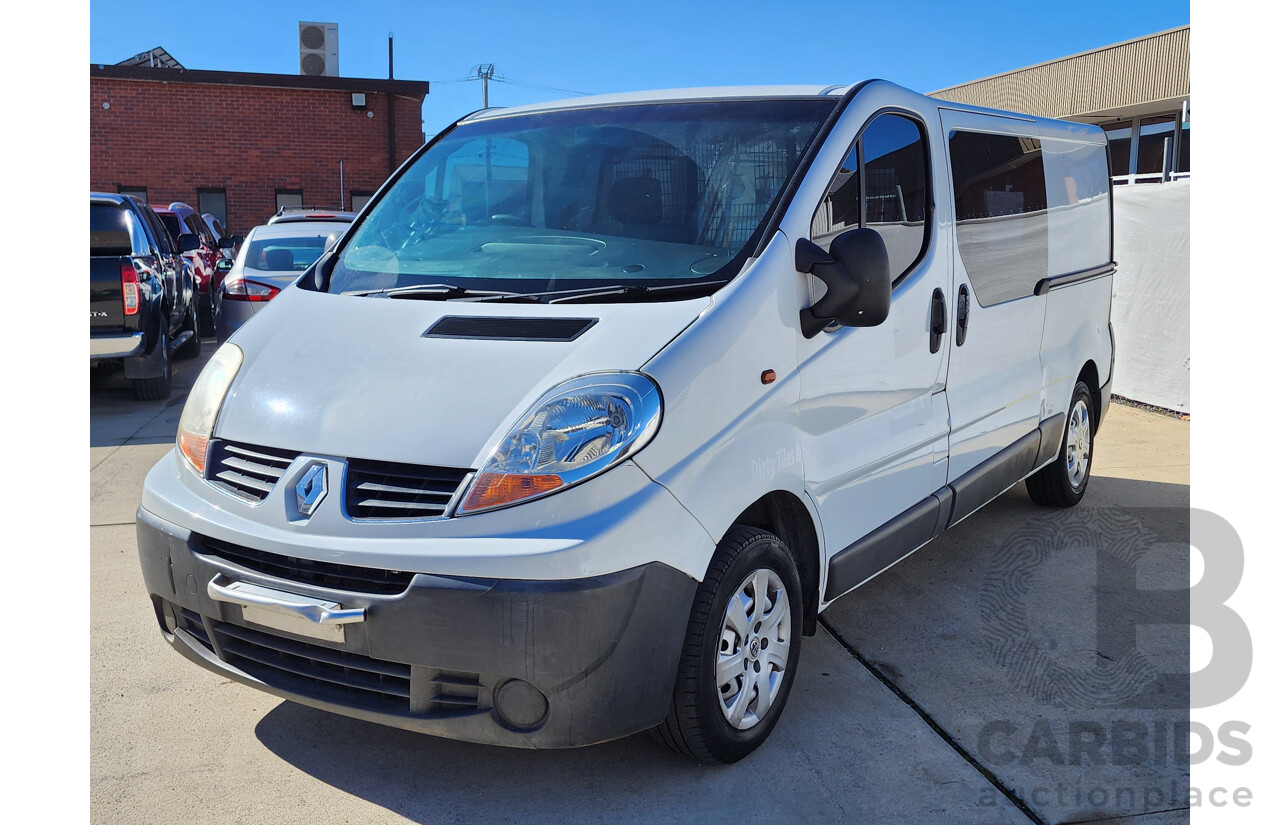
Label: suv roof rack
xmin=268 ymin=206 xmax=357 ymax=224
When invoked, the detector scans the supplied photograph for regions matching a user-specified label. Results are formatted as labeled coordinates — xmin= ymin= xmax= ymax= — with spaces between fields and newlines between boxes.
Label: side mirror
xmin=795 ymin=229 xmax=892 ymax=338
xmin=215 ymin=259 xmax=233 ymax=274
xmin=218 ymin=236 xmax=236 ymax=249
xmin=176 ymin=233 xmax=201 ymax=253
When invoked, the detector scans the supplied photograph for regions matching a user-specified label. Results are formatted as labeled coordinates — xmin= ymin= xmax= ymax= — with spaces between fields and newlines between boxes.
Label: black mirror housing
xmin=176 ymin=233 xmax=201 ymax=253
xmin=796 ymin=229 xmax=892 ymax=338
xmin=218 ymin=236 xmax=236 ymax=249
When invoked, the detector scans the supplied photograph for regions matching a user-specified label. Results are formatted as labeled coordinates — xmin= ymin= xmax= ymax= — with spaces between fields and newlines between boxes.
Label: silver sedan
xmin=214 ymin=220 xmax=349 ymax=343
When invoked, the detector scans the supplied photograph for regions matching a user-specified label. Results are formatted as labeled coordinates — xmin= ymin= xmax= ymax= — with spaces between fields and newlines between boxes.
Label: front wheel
xmin=654 ymin=525 xmax=803 ymax=763
xmin=1026 ymin=380 xmax=1094 ymax=507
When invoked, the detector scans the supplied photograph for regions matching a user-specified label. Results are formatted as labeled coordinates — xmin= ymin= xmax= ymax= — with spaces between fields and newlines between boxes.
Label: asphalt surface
xmin=91 ymin=346 xmax=1191 ymax=824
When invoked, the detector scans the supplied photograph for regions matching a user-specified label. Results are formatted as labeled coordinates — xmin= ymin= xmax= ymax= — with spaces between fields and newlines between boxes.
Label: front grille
xmin=345 ymin=458 xmax=470 ymax=520
xmin=214 ymin=620 xmax=413 ymax=714
xmin=196 ymin=534 xmax=417 ymax=595
xmin=177 ymin=606 xmax=212 ymax=650
xmin=195 ymin=616 xmax=488 ymax=717
xmin=206 ymin=440 xmax=300 ymax=503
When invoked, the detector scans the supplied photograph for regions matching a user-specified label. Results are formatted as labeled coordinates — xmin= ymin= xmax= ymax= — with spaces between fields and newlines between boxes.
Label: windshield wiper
xmin=545 ymin=279 xmax=731 ymax=304
xmin=347 ymin=284 xmax=530 ymax=301
xmin=472 ymin=279 xmax=730 ymax=305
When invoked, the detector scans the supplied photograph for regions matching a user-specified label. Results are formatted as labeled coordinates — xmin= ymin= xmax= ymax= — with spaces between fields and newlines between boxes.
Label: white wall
xmin=1111 ymin=180 xmax=1190 ymax=412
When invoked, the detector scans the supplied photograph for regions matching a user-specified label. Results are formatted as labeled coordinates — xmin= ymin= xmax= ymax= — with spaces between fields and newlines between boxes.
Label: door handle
xmin=929 ymin=288 xmax=946 ymax=354
xmin=956 ymin=284 xmax=971 ymax=347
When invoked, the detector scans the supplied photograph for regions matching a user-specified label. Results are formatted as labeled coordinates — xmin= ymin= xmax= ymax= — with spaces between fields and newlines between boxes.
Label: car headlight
xmin=177 ymin=343 xmax=243 ymax=474
xmin=458 ymin=372 xmax=662 ymax=515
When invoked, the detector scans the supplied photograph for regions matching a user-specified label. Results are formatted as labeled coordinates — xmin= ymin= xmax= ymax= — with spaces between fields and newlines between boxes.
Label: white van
xmin=137 ymin=81 xmax=1113 ymax=763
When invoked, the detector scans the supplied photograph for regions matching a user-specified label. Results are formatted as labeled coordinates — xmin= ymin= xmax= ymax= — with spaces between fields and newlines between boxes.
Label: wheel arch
xmin=1078 ymin=360 xmax=1100 ymax=428
xmin=728 ymin=490 xmax=823 ymax=636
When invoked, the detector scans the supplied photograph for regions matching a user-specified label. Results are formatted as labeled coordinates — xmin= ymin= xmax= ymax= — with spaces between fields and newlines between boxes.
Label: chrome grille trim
xmin=206 ymin=440 xmax=300 ymax=503
xmin=345 ymin=458 xmax=471 ymax=521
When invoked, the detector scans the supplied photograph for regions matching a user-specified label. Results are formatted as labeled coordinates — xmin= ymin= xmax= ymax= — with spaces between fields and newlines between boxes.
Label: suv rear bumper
xmin=137 ymin=505 xmax=698 ymax=748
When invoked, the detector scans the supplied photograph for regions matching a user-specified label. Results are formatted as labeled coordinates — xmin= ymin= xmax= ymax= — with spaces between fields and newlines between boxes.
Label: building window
xmin=1136 ymin=115 xmax=1178 ymax=176
xmin=350 ymin=190 xmax=375 ymax=213
xmin=1103 ymin=124 xmax=1131 ymax=178
xmin=275 ymin=189 xmax=304 ymax=212
xmin=812 ymin=112 xmax=930 ymax=285
xmin=198 ymin=188 xmax=228 ymax=229
xmin=118 ymin=185 xmax=148 ymax=203
xmin=948 ymin=130 xmax=1048 ymax=306
xmin=1102 ymin=106 xmax=1189 ymax=184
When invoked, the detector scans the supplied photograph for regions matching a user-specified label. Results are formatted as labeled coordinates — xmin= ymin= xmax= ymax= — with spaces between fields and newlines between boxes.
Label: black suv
xmin=90 ymin=193 xmax=202 ymax=400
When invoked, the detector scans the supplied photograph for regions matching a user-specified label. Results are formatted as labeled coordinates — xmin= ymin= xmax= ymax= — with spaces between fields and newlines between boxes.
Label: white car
xmin=138 ymin=80 xmax=1113 ymax=763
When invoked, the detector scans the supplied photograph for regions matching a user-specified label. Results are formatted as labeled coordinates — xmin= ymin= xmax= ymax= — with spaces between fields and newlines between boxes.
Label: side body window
xmin=126 ymin=203 xmax=153 ymax=254
xmin=948 ymin=131 xmax=1047 ymax=305
xmin=812 ymin=112 xmax=930 ymax=285
xmin=141 ymin=207 xmax=172 ymax=256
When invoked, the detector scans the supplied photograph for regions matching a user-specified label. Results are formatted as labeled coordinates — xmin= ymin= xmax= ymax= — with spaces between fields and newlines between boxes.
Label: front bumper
xmin=137 ymin=505 xmax=699 ymax=748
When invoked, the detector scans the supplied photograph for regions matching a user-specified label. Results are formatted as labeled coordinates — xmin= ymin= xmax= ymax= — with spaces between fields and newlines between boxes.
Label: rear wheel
xmin=131 ymin=329 xmax=173 ymax=401
xmin=654 ymin=525 xmax=802 ymax=763
xmin=1026 ymin=380 xmax=1093 ymax=507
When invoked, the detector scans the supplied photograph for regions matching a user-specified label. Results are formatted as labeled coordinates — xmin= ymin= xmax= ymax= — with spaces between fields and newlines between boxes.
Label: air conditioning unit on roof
xmin=299 ymin=22 xmax=339 ymax=77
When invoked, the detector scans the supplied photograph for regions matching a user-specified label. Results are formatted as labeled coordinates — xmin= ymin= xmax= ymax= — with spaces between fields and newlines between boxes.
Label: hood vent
xmin=423 ymin=316 xmax=597 ymax=342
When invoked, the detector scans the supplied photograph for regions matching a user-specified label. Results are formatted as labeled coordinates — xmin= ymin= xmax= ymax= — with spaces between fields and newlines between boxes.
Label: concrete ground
xmin=91 ymin=352 xmax=1190 ymax=825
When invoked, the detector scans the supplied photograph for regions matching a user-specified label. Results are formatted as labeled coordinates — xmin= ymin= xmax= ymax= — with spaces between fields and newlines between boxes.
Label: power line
xmin=432 ymin=65 xmax=596 ymax=106
xmin=492 ymin=78 xmax=595 ymax=97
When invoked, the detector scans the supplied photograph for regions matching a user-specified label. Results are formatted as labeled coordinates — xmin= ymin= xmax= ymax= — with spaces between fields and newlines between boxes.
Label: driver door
xmin=795 ymin=100 xmax=951 ymax=600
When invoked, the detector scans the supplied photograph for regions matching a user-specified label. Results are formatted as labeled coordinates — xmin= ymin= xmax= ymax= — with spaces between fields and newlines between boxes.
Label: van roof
xmin=460 ymin=81 xmax=1106 ymax=143
xmin=463 ymin=85 xmax=854 ymax=121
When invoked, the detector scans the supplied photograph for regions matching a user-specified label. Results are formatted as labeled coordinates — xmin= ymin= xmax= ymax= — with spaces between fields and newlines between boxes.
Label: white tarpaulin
xmin=1110 ymin=180 xmax=1190 ymax=412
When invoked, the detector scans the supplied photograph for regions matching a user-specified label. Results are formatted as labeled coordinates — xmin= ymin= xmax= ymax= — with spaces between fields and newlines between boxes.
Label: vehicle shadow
xmin=89 ymin=345 xmax=211 ymax=448
xmin=254 ymin=704 xmax=708 ymax=822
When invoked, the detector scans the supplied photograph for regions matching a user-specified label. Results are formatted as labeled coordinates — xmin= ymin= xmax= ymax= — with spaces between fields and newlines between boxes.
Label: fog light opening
xmin=493 ymin=678 xmax=549 ymax=730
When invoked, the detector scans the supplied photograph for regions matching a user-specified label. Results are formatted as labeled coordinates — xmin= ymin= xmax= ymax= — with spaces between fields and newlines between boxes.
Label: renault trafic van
xmin=137 ymin=80 xmax=1114 ymax=764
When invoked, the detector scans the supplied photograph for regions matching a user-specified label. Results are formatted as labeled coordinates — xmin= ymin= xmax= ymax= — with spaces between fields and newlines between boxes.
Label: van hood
xmin=213 ymin=286 xmax=707 ymax=469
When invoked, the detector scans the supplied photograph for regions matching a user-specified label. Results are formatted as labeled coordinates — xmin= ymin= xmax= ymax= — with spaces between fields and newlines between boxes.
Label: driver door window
xmin=812 ymin=113 xmax=930 ymax=285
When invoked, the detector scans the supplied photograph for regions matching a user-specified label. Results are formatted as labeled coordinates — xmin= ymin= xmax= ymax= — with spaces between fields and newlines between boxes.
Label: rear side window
xmin=90 ymin=204 xmax=133 ymax=255
xmin=812 ymin=112 xmax=930 ymax=285
xmin=948 ymin=131 xmax=1048 ymax=305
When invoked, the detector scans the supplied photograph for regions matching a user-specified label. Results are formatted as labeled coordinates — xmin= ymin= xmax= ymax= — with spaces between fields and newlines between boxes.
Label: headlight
xmin=177 ymin=343 xmax=243 ymax=474
xmin=458 ymin=372 xmax=662 ymax=515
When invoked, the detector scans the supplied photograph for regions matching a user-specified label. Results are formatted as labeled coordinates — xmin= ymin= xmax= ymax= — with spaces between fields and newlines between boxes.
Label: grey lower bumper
xmin=90 ymin=332 xmax=144 ymax=359
xmin=136 ymin=506 xmax=698 ymax=749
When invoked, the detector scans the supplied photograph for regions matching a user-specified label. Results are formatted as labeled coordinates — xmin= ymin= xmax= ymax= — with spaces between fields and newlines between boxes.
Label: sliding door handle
xmin=929 ymin=288 xmax=946 ymax=354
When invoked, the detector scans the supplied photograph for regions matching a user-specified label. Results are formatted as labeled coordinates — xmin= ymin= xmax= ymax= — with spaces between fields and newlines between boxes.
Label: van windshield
xmin=329 ymin=98 xmax=837 ymax=300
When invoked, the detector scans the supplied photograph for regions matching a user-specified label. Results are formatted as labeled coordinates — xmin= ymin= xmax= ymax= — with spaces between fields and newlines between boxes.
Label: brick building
xmin=90 ymin=62 xmax=429 ymax=233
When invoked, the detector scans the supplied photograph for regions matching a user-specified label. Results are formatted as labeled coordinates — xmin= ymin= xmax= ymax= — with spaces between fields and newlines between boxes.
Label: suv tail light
xmin=222 ymin=279 xmax=280 ymax=302
xmin=121 ymin=262 xmax=139 ymax=316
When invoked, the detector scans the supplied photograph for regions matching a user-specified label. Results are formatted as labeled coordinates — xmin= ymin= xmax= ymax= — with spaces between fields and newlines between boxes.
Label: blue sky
xmin=91 ymin=1 xmax=1189 ymax=140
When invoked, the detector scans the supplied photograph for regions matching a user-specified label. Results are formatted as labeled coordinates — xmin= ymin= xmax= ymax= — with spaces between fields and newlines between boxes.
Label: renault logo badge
xmin=296 ymin=463 xmax=327 ymax=516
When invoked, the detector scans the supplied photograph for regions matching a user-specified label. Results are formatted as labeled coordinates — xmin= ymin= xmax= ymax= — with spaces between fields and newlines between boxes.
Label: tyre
xmin=174 ymin=301 xmax=202 ymax=361
xmin=1026 ymin=380 xmax=1093 ymax=507
xmin=132 ymin=329 xmax=173 ymax=401
xmin=654 ymin=525 xmax=803 ymax=763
